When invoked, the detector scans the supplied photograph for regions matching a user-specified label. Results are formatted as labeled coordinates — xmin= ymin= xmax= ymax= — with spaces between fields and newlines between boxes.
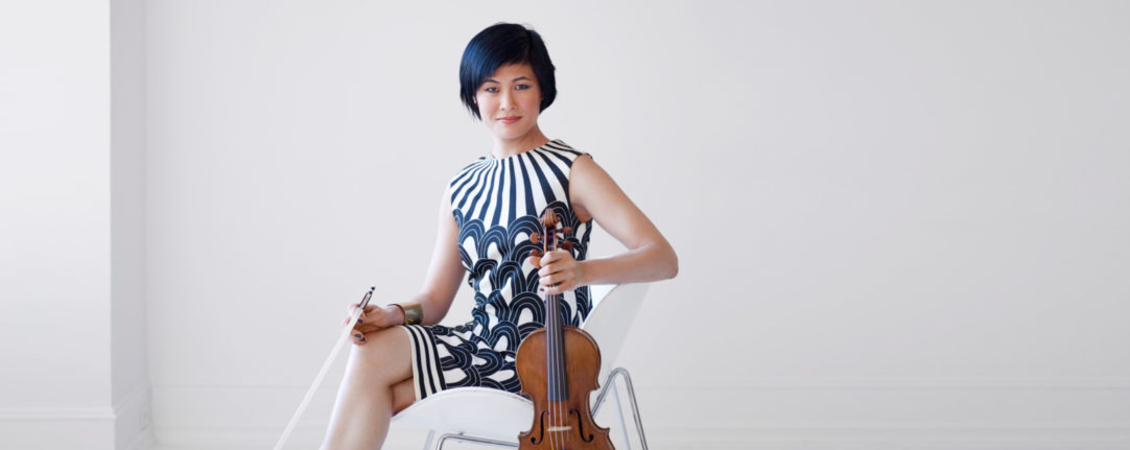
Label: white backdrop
xmin=3 ymin=1 xmax=1128 ymax=449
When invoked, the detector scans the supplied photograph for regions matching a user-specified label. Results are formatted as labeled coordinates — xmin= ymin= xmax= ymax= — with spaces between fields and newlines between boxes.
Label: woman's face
xmin=475 ymin=63 xmax=544 ymax=140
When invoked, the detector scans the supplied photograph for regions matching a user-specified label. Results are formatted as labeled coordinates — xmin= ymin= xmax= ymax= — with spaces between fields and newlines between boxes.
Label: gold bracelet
xmin=390 ymin=302 xmax=423 ymax=325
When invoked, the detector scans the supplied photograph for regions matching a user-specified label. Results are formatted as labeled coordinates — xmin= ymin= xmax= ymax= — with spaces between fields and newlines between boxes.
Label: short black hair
xmin=459 ymin=22 xmax=557 ymax=121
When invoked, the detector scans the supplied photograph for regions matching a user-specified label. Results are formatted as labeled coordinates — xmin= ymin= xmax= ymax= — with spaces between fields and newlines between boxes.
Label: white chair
xmin=390 ymin=283 xmax=652 ymax=450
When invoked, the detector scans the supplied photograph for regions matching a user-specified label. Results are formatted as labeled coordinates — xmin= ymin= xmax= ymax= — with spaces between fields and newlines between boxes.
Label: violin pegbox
xmin=528 ymin=210 xmax=572 ymax=268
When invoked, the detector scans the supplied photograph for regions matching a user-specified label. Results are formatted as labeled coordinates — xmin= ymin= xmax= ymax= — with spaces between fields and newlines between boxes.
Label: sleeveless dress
xmin=397 ymin=138 xmax=595 ymax=402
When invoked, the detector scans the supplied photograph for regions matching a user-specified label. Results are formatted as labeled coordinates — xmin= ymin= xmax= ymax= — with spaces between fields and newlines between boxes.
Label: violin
xmin=515 ymin=210 xmax=614 ymax=450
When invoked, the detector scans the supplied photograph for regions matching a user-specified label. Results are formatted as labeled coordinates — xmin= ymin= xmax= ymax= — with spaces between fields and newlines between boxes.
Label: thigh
xmin=391 ymin=377 xmax=416 ymax=414
xmin=348 ymin=325 xmax=414 ymax=386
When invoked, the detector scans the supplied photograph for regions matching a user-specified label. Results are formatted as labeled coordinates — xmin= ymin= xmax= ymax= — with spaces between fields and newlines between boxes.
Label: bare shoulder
xmin=570 ymin=152 xmax=612 ymax=187
xmin=567 ymin=150 xmax=668 ymax=253
xmin=569 ymin=153 xmax=604 ymax=223
xmin=569 ymin=151 xmax=636 ymax=225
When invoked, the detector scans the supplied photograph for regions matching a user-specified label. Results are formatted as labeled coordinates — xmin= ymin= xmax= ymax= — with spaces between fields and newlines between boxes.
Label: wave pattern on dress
xmin=399 ymin=139 xmax=595 ymax=402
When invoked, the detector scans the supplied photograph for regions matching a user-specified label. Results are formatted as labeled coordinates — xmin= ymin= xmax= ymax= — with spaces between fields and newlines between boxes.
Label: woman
xmin=320 ymin=22 xmax=678 ymax=449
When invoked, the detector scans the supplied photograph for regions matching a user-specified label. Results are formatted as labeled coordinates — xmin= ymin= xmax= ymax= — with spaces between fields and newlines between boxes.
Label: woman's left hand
xmin=532 ymin=249 xmax=585 ymax=295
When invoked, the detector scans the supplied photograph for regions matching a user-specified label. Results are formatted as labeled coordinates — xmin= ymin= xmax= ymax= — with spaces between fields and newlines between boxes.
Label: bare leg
xmin=320 ymin=326 xmax=415 ymax=449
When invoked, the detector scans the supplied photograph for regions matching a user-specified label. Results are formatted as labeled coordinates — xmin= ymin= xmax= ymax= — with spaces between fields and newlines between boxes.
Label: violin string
xmin=547 ymin=221 xmax=560 ymax=450
xmin=558 ymin=292 xmax=566 ymax=448
xmin=543 ymin=228 xmax=555 ymax=450
xmin=553 ymin=292 xmax=561 ymax=450
xmin=556 ymin=292 xmax=564 ymax=448
xmin=561 ymin=254 xmax=570 ymax=444
xmin=551 ymin=294 xmax=559 ymax=450
xmin=555 ymin=291 xmax=560 ymax=445
xmin=546 ymin=266 xmax=552 ymax=447
xmin=554 ymin=299 xmax=562 ymax=448
xmin=558 ymin=294 xmax=565 ymax=448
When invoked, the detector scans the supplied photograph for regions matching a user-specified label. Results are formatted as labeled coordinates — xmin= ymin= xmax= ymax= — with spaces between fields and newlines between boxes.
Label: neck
xmin=491 ymin=128 xmax=550 ymax=159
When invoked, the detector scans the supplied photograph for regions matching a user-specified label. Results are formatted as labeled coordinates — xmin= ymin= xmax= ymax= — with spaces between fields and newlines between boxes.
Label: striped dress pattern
xmin=397 ymin=138 xmax=595 ymax=402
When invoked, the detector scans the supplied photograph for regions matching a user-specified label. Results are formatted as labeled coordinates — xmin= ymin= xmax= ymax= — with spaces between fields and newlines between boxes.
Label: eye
xmin=517 ymin=84 xmax=530 ymax=90
xmin=484 ymin=87 xmax=497 ymax=93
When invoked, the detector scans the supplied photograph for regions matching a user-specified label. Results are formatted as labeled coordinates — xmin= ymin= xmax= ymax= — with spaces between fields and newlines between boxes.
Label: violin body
xmin=516 ymin=325 xmax=613 ymax=450
xmin=515 ymin=209 xmax=614 ymax=449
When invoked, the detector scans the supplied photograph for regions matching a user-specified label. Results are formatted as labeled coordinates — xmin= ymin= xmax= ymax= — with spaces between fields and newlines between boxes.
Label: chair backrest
xmin=580 ymin=283 xmax=650 ymax=385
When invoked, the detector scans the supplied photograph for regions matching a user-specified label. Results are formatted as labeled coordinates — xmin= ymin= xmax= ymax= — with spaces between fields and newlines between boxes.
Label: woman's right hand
xmin=343 ymin=303 xmax=403 ymax=345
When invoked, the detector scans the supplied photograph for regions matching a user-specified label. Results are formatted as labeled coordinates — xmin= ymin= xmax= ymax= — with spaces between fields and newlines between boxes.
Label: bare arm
xmin=386 ymin=185 xmax=467 ymax=326
xmin=566 ymin=153 xmax=678 ymax=287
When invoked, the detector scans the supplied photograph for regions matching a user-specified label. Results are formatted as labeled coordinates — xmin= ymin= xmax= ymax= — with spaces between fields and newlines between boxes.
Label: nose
xmin=499 ymin=89 xmax=516 ymax=111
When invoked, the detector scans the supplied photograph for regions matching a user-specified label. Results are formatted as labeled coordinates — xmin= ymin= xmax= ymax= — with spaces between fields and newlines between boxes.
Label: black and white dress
xmin=397 ymin=138 xmax=595 ymax=402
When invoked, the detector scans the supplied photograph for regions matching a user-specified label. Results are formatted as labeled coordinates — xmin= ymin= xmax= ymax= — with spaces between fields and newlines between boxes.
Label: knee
xmin=351 ymin=327 xmax=408 ymax=383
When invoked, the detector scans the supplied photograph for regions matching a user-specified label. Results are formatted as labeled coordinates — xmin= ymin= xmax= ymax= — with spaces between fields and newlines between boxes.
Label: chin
xmin=495 ymin=127 xmax=531 ymax=139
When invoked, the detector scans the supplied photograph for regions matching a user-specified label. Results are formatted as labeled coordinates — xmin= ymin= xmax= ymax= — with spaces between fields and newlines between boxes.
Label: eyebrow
xmin=484 ymin=76 xmax=532 ymax=83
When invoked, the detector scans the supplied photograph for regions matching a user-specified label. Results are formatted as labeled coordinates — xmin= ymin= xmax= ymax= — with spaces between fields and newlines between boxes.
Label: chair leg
xmin=422 ymin=429 xmax=435 ymax=450
xmin=591 ymin=367 xmax=650 ymax=450
xmin=611 ymin=382 xmax=632 ymax=449
xmin=436 ymin=431 xmax=519 ymax=449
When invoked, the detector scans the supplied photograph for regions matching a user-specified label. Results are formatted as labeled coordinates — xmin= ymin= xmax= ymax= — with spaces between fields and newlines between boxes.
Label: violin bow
xmin=272 ymin=286 xmax=374 ymax=450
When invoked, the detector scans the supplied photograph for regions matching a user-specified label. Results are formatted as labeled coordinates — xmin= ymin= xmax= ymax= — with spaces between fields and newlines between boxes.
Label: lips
xmin=499 ymin=116 xmax=521 ymax=124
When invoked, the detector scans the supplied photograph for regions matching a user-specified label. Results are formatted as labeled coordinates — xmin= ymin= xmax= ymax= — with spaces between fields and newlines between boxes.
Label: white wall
xmin=111 ymin=0 xmax=154 ymax=448
xmin=0 ymin=1 xmax=116 ymax=449
xmin=3 ymin=1 xmax=1127 ymax=449
xmin=143 ymin=1 xmax=1130 ymax=448
xmin=0 ymin=1 xmax=152 ymax=448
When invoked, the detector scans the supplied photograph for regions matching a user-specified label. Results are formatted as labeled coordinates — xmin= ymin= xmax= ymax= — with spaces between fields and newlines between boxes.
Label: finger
xmin=352 ymin=330 xmax=367 ymax=345
xmin=541 ymin=272 xmax=570 ymax=288
xmin=350 ymin=316 xmax=368 ymax=334
xmin=540 ymin=261 xmax=569 ymax=277
xmin=540 ymin=265 xmax=574 ymax=282
xmin=542 ymin=279 xmax=573 ymax=295
xmin=539 ymin=259 xmax=560 ymax=277
xmin=546 ymin=268 xmax=576 ymax=285
xmin=548 ymin=249 xmax=570 ymax=264
xmin=353 ymin=310 xmax=387 ymax=332
xmin=529 ymin=254 xmax=542 ymax=268
xmin=355 ymin=323 xmax=387 ymax=334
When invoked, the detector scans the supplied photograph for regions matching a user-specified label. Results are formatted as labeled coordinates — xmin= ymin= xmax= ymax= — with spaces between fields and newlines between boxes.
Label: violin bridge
xmin=546 ymin=426 xmax=574 ymax=432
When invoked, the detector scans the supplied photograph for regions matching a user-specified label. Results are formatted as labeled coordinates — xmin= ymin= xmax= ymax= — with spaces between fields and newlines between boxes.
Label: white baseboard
xmin=0 ymin=407 xmax=115 ymax=450
xmin=0 ymin=380 xmax=154 ymax=450
xmin=115 ymin=380 xmax=156 ymax=450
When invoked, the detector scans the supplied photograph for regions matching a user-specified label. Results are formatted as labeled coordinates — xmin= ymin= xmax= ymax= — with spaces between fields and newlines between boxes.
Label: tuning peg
xmin=529 ymin=249 xmax=543 ymax=268
xmin=530 ymin=232 xmax=540 ymax=244
xmin=562 ymin=227 xmax=573 ymax=235
xmin=561 ymin=241 xmax=573 ymax=251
